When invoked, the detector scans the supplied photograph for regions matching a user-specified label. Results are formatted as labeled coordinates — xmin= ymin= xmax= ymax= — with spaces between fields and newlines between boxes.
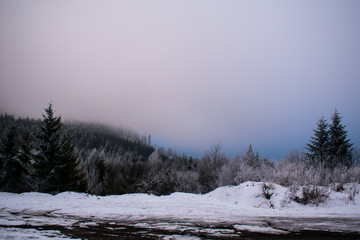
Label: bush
xmin=262 ymin=182 xmax=274 ymax=200
xmin=293 ymin=186 xmax=329 ymax=206
xmin=345 ymin=183 xmax=359 ymax=202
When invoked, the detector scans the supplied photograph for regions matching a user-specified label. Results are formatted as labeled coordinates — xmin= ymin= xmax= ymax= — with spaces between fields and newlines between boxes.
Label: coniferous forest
xmin=0 ymin=104 xmax=359 ymax=196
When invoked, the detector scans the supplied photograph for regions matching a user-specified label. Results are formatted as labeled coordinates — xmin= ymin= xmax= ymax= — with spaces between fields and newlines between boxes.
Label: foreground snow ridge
xmin=1 ymin=181 xmax=359 ymax=220
xmin=1 ymin=182 xmax=360 ymax=239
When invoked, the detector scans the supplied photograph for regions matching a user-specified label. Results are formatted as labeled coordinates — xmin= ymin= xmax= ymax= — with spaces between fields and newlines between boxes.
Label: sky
xmin=0 ymin=0 xmax=359 ymax=159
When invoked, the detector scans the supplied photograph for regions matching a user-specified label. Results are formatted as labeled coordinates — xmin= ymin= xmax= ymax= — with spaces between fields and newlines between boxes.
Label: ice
xmin=233 ymin=224 xmax=289 ymax=234
xmin=162 ymin=235 xmax=201 ymax=240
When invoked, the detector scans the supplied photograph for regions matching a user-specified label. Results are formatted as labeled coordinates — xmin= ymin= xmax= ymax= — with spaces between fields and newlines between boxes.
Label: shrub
xmin=345 ymin=183 xmax=359 ymax=202
xmin=293 ymin=186 xmax=329 ymax=206
xmin=262 ymin=182 xmax=274 ymax=200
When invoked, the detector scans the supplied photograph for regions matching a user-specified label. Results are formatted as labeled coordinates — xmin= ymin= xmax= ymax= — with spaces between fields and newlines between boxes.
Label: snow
xmin=1 ymin=181 xmax=359 ymax=238
xmin=1 ymin=181 xmax=359 ymax=220
xmin=0 ymin=228 xmax=74 ymax=239
xmin=233 ymin=224 xmax=289 ymax=234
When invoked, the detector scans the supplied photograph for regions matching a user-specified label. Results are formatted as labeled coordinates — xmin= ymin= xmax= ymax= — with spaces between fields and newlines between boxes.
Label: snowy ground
xmin=1 ymin=181 xmax=360 ymax=239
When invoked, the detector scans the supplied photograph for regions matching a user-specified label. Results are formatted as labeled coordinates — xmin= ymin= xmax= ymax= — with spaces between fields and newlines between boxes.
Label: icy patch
xmin=133 ymin=222 xmax=200 ymax=233
xmin=0 ymin=218 xmax=25 ymax=226
xmin=162 ymin=235 xmax=201 ymax=240
xmin=234 ymin=224 xmax=289 ymax=234
xmin=196 ymin=227 xmax=238 ymax=238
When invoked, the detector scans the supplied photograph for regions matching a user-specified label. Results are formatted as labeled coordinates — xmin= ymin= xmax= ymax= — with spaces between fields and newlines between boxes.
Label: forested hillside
xmin=0 ymin=114 xmax=155 ymax=159
xmin=1 ymin=105 xmax=359 ymax=200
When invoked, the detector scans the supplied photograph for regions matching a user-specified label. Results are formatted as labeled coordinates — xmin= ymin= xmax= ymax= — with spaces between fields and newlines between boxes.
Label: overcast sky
xmin=1 ymin=0 xmax=359 ymax=159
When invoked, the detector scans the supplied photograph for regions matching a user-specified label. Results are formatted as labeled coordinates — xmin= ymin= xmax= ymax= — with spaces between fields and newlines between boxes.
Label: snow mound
xmin=204 ymin=181 xmax=288 ymax=209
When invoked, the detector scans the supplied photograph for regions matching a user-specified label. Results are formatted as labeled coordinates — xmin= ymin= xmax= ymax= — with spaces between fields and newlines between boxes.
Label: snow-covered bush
xmin=174 ymin=170 xmax=200 ymax=193
xmin=292 ymin=186 xmax=330 ymax=206
xmin=262 ymin=182 xmax=274 ymax=200
xmin=344 ymin=183 xmax=359 ymax=202
xmin=218 ymin=161 xmax=240 ymax=186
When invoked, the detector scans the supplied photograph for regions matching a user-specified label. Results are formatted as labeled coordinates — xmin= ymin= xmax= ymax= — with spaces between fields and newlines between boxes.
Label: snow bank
xmin=1 ymin=182 xmax=359 ymax=224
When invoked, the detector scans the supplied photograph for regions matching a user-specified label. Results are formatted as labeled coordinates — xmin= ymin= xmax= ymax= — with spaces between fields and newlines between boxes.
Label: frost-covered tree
xmin=208 ymin=143 xmax=227 ymax=170
xmin=286 ymin=149 xmax=306 ymax=163
xmin=83 ymin=149 xmax=107 ymax=194
xmin=198 ymin=143 xmax=227 ymax=193
xmin=148 ymin=149 xmax=161 ymax=165
xmin=218 ymin=159 xmax=240 ymax=186
xmin=306 ymin=116 xmax=329 ymax=165
xmin=242 ymin=144 xmax=261 ymax=168
xmin=174 ymin=170 xmax=200 ymax=193
xmin=328 ymin=109 xmax=353 ymax=168
xmin=135 ymin=149 xmax=176 ymax=195
xmin=33 ymin=103 xmax=86 ymax=193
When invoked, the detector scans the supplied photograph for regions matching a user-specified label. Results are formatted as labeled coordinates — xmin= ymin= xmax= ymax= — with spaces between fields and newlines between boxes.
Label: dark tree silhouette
xmin=328 ymin=109 xmax=353 ymax=168
xmin=306 ymin=116 xmax=329 ymax=166
xmin=33 ymin=103 xmax=86 ymax=193
xmin=0 ymin=125 xmax=31 ymax=192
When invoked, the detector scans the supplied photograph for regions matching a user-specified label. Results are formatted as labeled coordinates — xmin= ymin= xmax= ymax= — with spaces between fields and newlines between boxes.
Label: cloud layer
xmin=1 ymin=1 xmax=359 ymax=158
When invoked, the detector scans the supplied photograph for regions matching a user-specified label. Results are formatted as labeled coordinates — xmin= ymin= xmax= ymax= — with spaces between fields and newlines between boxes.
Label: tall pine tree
xmin=33 ymin=103 xmax=86 ymax=193
xmin=328 ymin=109 xmax=353 ymax=168
xmin=306 ymin=116 xmax=329 ymax=165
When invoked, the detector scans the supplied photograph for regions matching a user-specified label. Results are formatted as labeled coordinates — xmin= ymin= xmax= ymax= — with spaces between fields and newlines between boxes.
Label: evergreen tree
xmin=0 ymin=125 xmax=31 ymax=192
xmin=328 ymin=109 xmax=353 ymax=167
xmin=242 ymin=144 xmax=261 ymax=168
xmin=33 ymin=103 xmax=62 ymax=192
xmin=33 ymin=103 xmax=86 ymax=193
xmin=58 ymin=131 xmax=87 ymax=192
xmin=306 ymin=116 xmax=329 ymax=165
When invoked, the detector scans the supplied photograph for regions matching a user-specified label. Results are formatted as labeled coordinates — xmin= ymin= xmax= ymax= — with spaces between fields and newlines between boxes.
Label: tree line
xmin=0 ymin=104 xmax=359 ymax=195
xmin=306 ymin=109 xmax=353 ymax=168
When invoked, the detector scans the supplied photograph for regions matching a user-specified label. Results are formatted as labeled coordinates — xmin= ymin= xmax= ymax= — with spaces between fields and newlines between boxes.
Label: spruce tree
xmin=243 ymin=144 xmax=261 ymax=168
xmin=328 ymin=109 xmax=353 ymax=167
xmin=306 ymin=116 xmax=329 ymax=165
xmin=33 ymin=103 xmax=86 ymax=193
xmin=0 ymin=125 xmax=31 ymax=192
xmin=33 ymin=103 xmax=62 ymax=192
xmin=58 ymin=131 xmax=87 ymax=192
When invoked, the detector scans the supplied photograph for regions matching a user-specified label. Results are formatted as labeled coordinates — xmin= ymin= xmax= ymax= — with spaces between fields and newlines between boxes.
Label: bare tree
xmin=198 ymin=143 xmax=228 ymax=193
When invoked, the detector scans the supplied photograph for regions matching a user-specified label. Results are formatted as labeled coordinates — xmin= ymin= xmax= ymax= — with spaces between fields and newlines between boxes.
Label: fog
xmin=1 ymin=0 xmax=359 ymax=158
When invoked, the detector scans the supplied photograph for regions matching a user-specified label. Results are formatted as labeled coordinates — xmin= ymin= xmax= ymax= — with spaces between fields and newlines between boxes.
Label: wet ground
xmin=1 ymin=210 xmax=360 ymax=239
